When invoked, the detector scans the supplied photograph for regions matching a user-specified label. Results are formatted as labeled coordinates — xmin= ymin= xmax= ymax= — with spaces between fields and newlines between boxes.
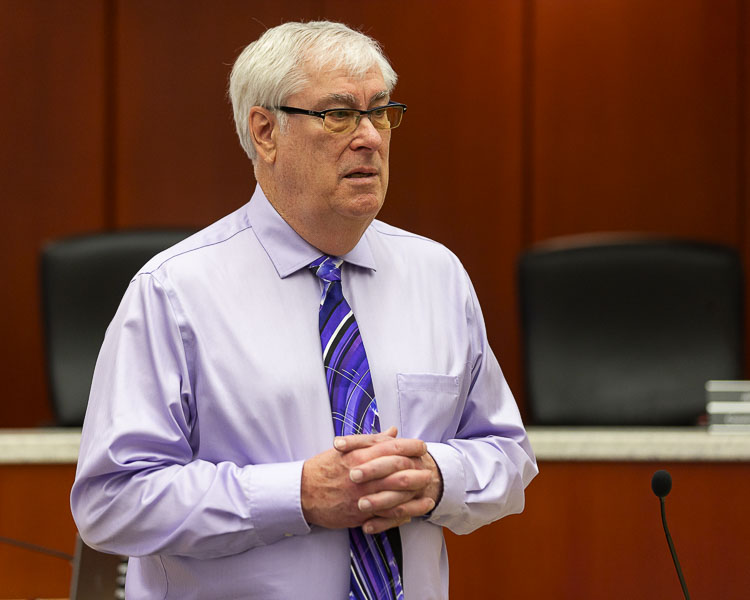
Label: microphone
xmin=651 ymin=470 xmax=690 ymax=600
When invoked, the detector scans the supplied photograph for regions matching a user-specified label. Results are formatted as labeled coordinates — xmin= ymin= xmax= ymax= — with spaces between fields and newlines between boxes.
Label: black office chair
xmin=40 ymin=229 xmax=194 ymax=426
xmin=518 ymin=234 xmax=745 ymax=426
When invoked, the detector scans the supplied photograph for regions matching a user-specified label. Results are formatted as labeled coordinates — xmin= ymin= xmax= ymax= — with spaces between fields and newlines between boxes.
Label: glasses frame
xmin=276 ymin=101 xmax=407 ymax=134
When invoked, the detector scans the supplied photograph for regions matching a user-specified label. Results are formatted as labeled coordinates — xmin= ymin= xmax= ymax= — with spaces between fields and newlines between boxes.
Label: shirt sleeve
xmin=70 ymin=273 xmax=311 ymax=559
xmin=424 ymin=270 xmax=538 ymax=534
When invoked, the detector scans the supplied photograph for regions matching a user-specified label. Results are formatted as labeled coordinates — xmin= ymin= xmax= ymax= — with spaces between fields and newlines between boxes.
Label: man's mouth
xmin=344 ymin=170 xmax=377 ymax=179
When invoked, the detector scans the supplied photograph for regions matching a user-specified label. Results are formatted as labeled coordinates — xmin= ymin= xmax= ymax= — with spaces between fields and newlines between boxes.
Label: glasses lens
xmin=371 ymin=106 xmax=404 ymax=130
xmin=321 ymin=105 xmax=405 ymax=133
xmin=322 ymin=110 xmax=357 ymax=133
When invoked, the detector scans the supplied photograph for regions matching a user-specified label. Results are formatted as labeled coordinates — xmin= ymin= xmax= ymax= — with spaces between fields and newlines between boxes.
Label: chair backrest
xmin=41 ymin=229 xmax=193 ymax=426
xmin=518 ymin=235 xmax=745 ymax=426
xmin=69 ymin=534 xmax=127 ymax=600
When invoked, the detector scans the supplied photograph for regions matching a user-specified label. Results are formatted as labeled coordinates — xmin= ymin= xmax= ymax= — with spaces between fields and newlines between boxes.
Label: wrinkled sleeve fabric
xmin=425 ymin=269 xmax=538 ymax=534
xmin=70 ymin=273 xmax=310 ymax=559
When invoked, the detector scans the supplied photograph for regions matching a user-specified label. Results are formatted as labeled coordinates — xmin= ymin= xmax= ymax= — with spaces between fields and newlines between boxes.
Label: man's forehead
xmin=298 ymin=62 xmax=388 ymax=103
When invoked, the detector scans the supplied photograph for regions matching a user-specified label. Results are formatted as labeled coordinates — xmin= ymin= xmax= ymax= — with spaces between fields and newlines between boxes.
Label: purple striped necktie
xmin=310 ymin=255 xmax=405 ymax=600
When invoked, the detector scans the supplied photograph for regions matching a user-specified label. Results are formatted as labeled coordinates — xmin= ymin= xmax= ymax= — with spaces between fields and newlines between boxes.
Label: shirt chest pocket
xmin=397 ymin=373 xmax=462 ymax=442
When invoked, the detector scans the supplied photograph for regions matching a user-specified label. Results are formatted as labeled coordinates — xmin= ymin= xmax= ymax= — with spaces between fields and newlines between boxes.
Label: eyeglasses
xmin=276 ymin=102 xmax=407 ymax=134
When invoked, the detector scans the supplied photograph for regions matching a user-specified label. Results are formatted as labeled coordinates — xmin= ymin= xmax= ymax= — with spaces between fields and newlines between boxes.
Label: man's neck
xmin=256 ymin=179 xmax=370 ymax=256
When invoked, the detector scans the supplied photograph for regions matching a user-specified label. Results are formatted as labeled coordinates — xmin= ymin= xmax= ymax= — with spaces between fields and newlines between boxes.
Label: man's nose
xmin=350 ymin=115 xmax=384 ymax=150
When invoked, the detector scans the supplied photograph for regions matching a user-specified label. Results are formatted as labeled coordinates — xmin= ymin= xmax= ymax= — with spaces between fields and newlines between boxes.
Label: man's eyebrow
xmin=369 ymin=90 xmax=390 ymax=105
xmin=319 ymin=90 xmax=390 ymax=108
xmin=321 ymin=92 xmax=358 ymax=107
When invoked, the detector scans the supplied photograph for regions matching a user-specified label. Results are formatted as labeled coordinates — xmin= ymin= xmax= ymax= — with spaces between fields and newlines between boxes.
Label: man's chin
xmin=337 ymin=192 xmax=385 ymax=221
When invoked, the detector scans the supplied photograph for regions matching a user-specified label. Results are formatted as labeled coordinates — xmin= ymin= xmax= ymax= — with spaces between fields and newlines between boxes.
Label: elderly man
xmin=71 ymin=20 xmax=537 ymax=599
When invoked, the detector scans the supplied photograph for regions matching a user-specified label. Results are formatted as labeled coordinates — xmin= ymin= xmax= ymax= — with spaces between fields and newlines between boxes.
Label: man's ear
xmin=249 ymin=106 xmax=278 ymax=164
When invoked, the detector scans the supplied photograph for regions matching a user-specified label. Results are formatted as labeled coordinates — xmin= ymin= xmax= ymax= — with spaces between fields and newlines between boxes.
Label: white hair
xmin=228 ymin=21 xmax=398 ymax=163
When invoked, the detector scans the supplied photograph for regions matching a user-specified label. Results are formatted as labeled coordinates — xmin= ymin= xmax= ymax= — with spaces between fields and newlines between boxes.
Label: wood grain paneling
xmin=742 ymin=1 xmax=750 ymax=376
xmin=446 ymin=461 xmax=750 ymax=599
xmin=113 ymin=0 xmax=321 ymax=228
xmin=0 ymin=0 xmax=108 ymax=426
xmin=4 ymin=460 xmax=749 ymax=599
xmin=529 ymin=0 xmax=741 ymax=245
xmin=8 ymin=1 xmax=748 ymax=426
xmin=0 ymin=465 xmax=77 ymax=598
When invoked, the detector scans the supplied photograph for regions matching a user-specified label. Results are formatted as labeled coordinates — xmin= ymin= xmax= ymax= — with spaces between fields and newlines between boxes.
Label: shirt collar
xmin=245 ymin=184 xmax=377 ymax=278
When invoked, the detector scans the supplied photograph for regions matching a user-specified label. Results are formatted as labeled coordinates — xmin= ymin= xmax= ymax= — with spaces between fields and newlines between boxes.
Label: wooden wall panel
xmin=0 ymin=0 xmax=108 ymax=427
xmin=446 ymin=461 xmax=750 ymax=599
xmin=0 ymin=465 xmax=78 ymax=598
xmin=113 ymin=0 xmax=321 ymax=228
xmin=529 ymin=0 xmax=741 ymax=245
xmin=4 ymin=460 xmax=749 ymax=599
xmin=1 ymin=1 xmax=748 ymax=425
xmin=742 ymin=1 xmax=750 ymax=376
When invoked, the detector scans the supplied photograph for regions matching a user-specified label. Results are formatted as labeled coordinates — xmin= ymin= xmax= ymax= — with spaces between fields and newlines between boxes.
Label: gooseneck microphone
xmin=651 ymin=470 xmax=690 ymax=600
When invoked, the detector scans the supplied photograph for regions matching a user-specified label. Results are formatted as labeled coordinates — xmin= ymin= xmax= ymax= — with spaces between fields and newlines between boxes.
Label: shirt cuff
xmin=424 ymin=442 xmax=465 ymax=521
xmin=245 ymin=460 xmax=311 ymax=545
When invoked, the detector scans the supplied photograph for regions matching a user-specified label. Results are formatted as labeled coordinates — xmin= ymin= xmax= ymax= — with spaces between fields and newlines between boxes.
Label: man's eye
xmin=327 ymin=110 xmax=353 ymax=121
xmin=371 ymin=109 xmax=387 ymax=119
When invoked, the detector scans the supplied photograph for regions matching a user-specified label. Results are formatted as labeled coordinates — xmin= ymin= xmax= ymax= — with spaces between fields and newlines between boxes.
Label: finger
xmin=372 ymin=468 xmax=433 ymax=492
xmin=333 ymin=426 xmax=398 ymax=451
xmin=369 ymin=496 xmax=436 ymax=524
xmin=355 ymin=470 xmax=433 ymax=508
xmin=346 ymin=438 xmax=428 ymax=466
xmin=361 ymin=516 xmax=412 ymax=535
xmin=349 ymin=455 xmax=422 ymax=483
xmin=357 ymin=468 xmax=434 ymax=511
xmin=357 ymin=490 xmax=416 ymax=515
xmin=361 ymin=497 xmax=436 ymax=534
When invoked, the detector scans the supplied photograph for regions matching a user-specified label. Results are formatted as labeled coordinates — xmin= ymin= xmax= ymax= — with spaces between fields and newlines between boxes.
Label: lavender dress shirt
xmin=71 ymin=185 xmax=537 ymax=599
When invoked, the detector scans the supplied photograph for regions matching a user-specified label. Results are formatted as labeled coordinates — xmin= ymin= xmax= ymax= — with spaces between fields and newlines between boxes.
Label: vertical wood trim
xmin=521 ymin=1 xmax=535 ymax=251
xmin=0 ymin=1 xmax=108 ymax=426
xmin=104 ymin=0 xmax=117 ymax=231
xmin=740 ymin=0 xmax=750 ymax=376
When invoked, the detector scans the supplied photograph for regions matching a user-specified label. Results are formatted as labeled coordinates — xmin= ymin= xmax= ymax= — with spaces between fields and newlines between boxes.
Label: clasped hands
xmin=301 ymin=427 xmax=442 ymax=534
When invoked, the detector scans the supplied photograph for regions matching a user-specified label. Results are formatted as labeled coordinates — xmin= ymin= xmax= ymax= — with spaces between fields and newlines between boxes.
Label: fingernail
xmin=427 ymin=499 xmax=436 ymax=510
xmin=333 ymin=437 xmax=346 ymax=450
xmin=350 ymin=469 xmax=363 ymax=482
xmin=363 ymin=523 xmax=374 ymax=534
xmin=358 ymin=498 xmax=372 ymax=512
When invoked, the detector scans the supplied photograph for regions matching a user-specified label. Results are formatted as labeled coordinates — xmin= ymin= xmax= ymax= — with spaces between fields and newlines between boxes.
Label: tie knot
xmin=309 ymin=255 xmax=342 ymax=283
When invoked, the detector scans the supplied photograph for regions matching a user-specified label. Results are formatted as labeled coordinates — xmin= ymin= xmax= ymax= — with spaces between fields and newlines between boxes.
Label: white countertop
xmin=0 ymin=428 xmax=82 ymax=464
xmin=2 ymin=427 xmax=750 ymax=464
xmin=527 ymin=426 xmax=750 ymax=461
